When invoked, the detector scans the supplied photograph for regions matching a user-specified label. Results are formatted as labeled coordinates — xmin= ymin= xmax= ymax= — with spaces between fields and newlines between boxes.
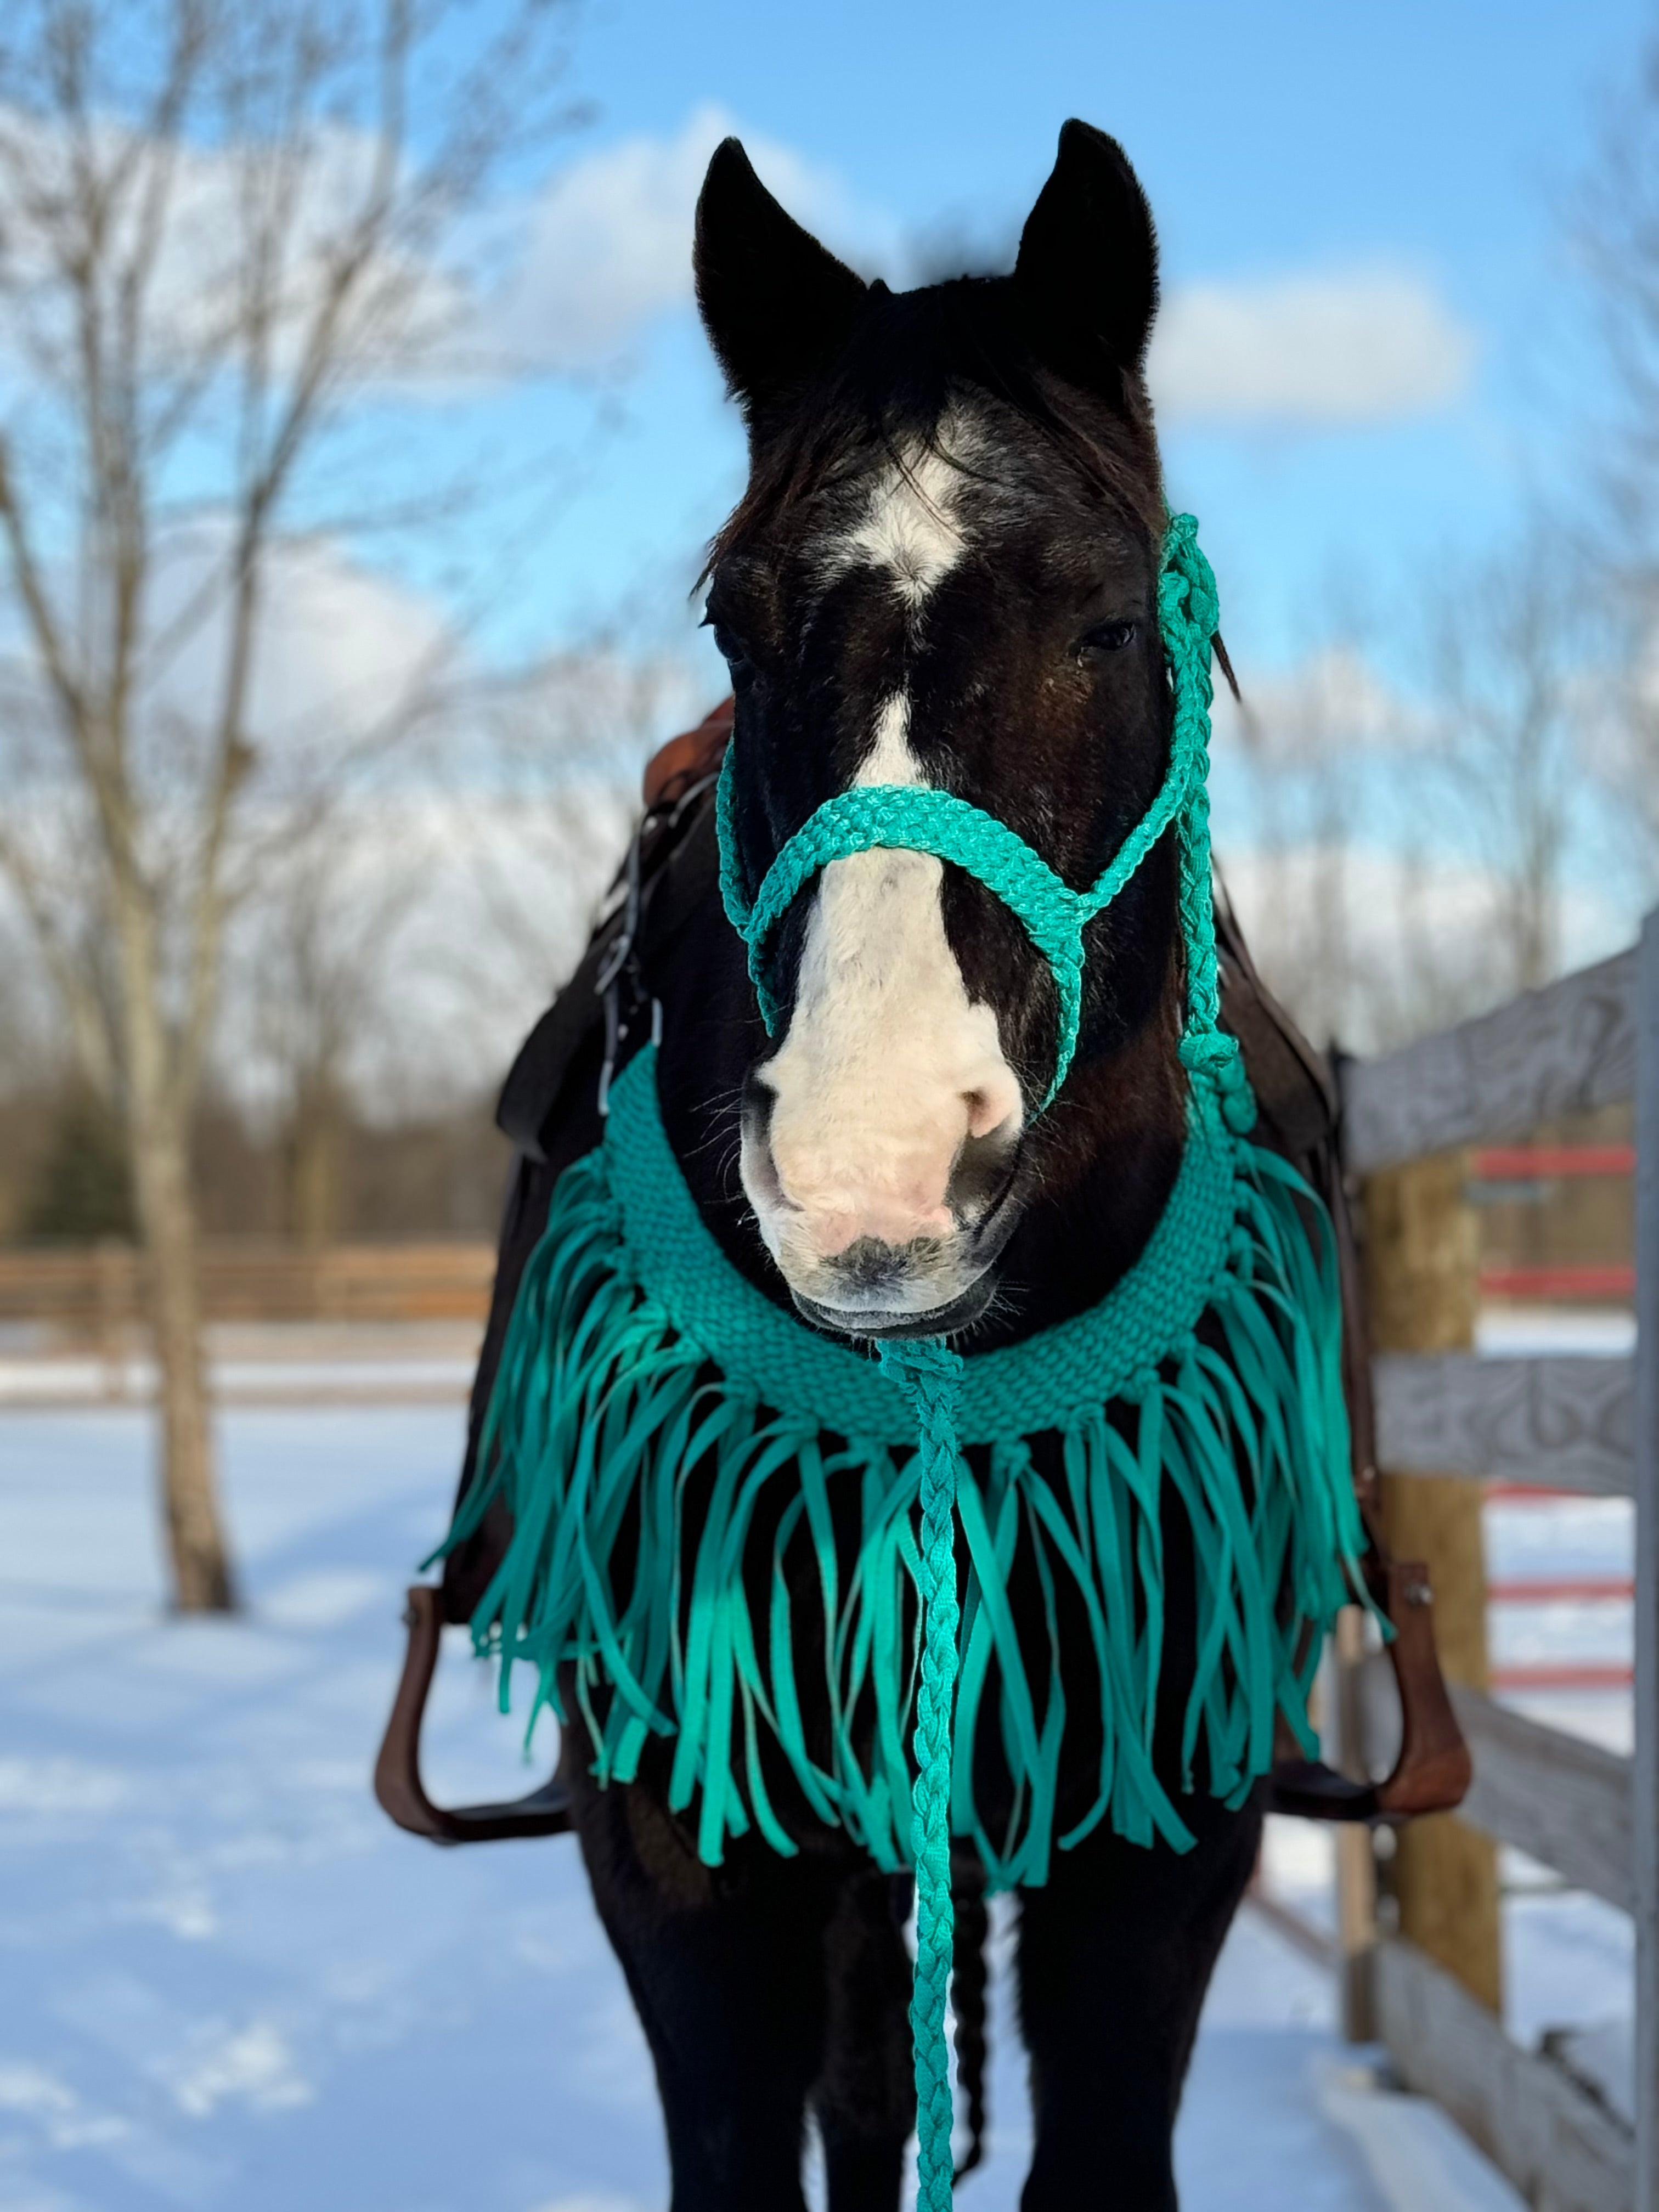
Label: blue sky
xmin=446 ymin=0 xmax=1649 ymax=695
xmin=4 ymin=0 xmax=1640 ymax=1084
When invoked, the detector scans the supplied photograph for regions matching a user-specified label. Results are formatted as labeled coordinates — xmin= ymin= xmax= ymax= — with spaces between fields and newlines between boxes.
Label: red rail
xmin=1474 ymin=1146 xmax=1635 ymax=1178
xmin=1480 ymin=1263 xmax=1635 ymax=1299
xmin=1490 ymin=1662 xmax=1633 ymax=1691
xmin=1485 ymin=1482 xmax=1617 ymax=1503
xmin=1487 ymin=1577 xmax=1633 ymax=1604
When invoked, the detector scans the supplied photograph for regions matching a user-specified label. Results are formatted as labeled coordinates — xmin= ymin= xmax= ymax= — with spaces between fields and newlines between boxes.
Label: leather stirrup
xmin=375 ymin=1568 xmax=1471 ymax=1845
xmin=374 ymin=1586 xmax=572 ymax=1844
xmin=1266 ymin=1559 xmax=1472 ymax=1822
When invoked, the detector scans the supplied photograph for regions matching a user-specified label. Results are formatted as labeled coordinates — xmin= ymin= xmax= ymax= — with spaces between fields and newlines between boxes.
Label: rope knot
xmin=1178 ymin=1028 xmax=1257 ymax=1134
xmin=1159 ymin=512 xmax=1220 ymax=649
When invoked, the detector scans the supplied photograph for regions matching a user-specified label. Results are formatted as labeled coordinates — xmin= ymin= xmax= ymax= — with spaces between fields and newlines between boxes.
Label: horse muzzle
xmin=739 ymin=1078 xmax=1024 ymax=1339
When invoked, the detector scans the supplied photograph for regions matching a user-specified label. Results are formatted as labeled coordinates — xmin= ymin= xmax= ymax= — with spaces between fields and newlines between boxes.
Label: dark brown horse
xmin=583 ymin=121 xmax=1258 ymax=2212
xmin=407 ymin=119 xmax=1451 ymax=2212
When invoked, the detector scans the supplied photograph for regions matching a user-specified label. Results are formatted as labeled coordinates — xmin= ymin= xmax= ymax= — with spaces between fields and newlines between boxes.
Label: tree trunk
xmin=287 ymin=1081 xmax=343 ymax=1249
xmin=132 ymin=1096 xmax=237 ymax=1611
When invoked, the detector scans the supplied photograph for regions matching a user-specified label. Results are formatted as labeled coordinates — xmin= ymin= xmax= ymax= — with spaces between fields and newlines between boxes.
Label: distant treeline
xmin=0 ymin=1084 xmax=509 ymax=1249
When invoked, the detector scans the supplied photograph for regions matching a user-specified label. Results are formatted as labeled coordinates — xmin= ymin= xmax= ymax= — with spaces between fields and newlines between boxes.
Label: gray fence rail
xmin=1335 ymin=909 xmax=1657 ymax=2212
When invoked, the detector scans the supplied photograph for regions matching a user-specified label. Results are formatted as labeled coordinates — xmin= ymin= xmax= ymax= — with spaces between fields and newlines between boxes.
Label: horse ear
xmin=695 ymin=138 xmax=868 ymax=417
xmin=1014 ymin=121 xmax=1159 ymax=383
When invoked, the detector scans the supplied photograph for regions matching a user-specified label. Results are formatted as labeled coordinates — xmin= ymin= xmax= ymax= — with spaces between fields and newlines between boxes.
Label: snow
xmin=0 ymin=1323 xmax=483 ymax=1408
xmin=0 ymin=1401 xmax=1580 ymax=2210
xmin=1475 ymin=1306 xmax=1635 ymax=1357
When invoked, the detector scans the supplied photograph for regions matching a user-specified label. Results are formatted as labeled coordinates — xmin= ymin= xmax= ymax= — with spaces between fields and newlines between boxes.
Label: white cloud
xmin=0 ymin=93 xmax=1477 ymax=433
xmin=1149 ymin=268 xmax=1476 ymax=426
xmin=501 ymin=130 xmax=1478 ymax=430
xmin=1217 ymin=840 xmax=1630 ymax=1052
xmin=1212 ymin=643 xmax=1427 ymax=764
xmin=0 ymin=104 xmax=468 ymax=392
xmin=498 ymin=121 xmax=1477 ymax=432
xmin=0 ymin=97 xmax=895 ymax=394
xmin=136 ymin=532 xmax=455 ymax=763
xmin=495 ymin=105 xmax=897 ymax=371
xmin=211 ymin=778 xmax=642 ymax=1118
xmin=206 ymin=645 xmax=712 ymax=1115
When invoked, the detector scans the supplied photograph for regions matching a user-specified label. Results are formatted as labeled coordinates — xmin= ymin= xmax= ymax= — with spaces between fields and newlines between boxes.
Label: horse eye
xmin=1079 ymin=619 xmax=1137 ymax=657
xmin=710 ymin=623 xmax=757 ymax=691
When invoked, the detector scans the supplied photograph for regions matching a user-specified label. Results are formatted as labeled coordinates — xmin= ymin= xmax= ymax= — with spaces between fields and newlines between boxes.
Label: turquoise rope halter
xmin=716 ymin=510 xmax=1250 ymax=1120
xmin=436 ymin=513 xmax=1364 ymax=2211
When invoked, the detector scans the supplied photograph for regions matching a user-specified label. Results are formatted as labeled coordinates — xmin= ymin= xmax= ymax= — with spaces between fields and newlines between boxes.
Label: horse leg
xmin=812 ymin=1868 xmax=914 ymax=2212
xmin=571 ymin=1753 xmax=834 ymax=2212
xmin=1015 ymin=1787 xmax=1263 ymax=2211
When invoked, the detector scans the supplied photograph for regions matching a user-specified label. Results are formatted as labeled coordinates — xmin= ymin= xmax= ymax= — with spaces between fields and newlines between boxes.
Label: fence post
xmin=1635 ymin=906 xmax=1659 ymax=2212
xmin=1334 ymin=1603 xmax=1378 ymax=2041
xmin=1363 ymin=1148 xmax=1504 ymax=2016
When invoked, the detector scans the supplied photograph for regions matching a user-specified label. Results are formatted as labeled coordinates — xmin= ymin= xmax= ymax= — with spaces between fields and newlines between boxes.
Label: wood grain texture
xmin=1342 ymin=946 xmax=1638 ymax=1176
xmin=1364 ymin=1152 xmax=1503 ymax=2015
xmin=1375 ymin=1937 xmax=1634 ymax=2212
xmin=1334 ymin=1605 xmax=1379 ymax=2045
xmin=0 ymin=1242 xmax=496 ymax=1327
xmin=1633 ymin=910 xmax=1659 ymax=2212
xmin=1375 ymin=1352 xmax=1637 ymax=1497
xmin=1448 ymin=1684 xmax=1633 ymax=1914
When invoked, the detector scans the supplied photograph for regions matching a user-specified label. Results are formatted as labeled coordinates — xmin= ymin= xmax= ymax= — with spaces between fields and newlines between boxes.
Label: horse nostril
xmin=962 ymin=1074 xmax=1023 ymax=1143
xmin=740 ymin=1075 xmax=788 ymax=1211
xmin=947 ymin=1119 xmax=1021 ymax=1230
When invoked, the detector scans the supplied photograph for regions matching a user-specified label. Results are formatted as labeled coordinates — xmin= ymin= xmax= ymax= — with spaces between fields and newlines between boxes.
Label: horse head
xmin=696 ymin=122 xmax=1183 ymax=1338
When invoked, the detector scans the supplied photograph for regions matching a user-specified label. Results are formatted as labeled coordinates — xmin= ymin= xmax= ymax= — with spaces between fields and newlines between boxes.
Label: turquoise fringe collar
xmin=436 ymin=1043 xmax=1362 ymax=1883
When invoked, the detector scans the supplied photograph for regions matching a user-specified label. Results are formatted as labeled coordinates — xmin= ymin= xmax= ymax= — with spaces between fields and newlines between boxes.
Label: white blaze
xmin=755 ymin=661 xmax=1023 ymax=1282
xmin=825 ymin=443 xmax=970 ymax=610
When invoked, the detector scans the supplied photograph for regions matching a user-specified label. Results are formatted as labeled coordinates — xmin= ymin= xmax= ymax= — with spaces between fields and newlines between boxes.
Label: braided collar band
xmin=715 ymin=511 xmax=1250 ymax=1121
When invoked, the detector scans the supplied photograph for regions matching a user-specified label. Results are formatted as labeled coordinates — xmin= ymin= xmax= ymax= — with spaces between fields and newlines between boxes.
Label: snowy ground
xmin=0 ymin=1323 xmax=482 ymax=1409
xmin=0 ymin=1393 xmax=1622 ymax=2211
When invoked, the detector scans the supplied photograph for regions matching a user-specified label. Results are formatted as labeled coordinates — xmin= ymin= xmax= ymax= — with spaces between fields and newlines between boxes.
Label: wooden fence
xmin=0 ymin=1240 xmax=496 ymax=1330
xmin=1334 ymin=920 xmax=1657 ymax=2212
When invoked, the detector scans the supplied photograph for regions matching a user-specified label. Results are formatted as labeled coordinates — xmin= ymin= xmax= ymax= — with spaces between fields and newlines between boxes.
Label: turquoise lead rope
xmin=717 ymin=514 xmax=1242 ymax=2204
xmin=878 ymin=1338 xmax=964 ymax=2210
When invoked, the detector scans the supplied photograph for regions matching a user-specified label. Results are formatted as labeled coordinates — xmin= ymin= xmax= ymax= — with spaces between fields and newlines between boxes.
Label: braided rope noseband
xmin=716 ymin=511 xmax=1250 ymax=1120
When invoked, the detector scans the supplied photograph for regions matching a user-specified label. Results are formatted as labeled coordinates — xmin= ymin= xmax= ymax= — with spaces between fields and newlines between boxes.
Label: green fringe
xmin=433 ymin=1046 xmax=1363 ymax=1886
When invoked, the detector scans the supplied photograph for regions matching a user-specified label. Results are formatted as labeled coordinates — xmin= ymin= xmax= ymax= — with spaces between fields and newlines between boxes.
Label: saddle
xmin=374 ymin=698 xmax=1469 ymax=1846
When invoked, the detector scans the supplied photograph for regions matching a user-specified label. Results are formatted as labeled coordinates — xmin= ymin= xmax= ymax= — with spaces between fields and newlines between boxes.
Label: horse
xmin=544 ymin=121 xmax=1272 ymax=2212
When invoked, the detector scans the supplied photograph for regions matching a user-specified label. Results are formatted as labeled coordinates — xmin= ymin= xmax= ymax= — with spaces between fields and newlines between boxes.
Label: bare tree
xmin=1231 ymin=644 xmax=1370 ymax=1048
xmin=443 ymin=644 xmax=701 ymax=1009
xmin=1223 ymin=530 xmax=1604 ymax=1053
xmin=1423 ymin=527 xmax=1595 ymax=997
xmin=1575 ymin=30 xmax=1659 ymax=867
xmin=0 ymin=0 xmax=582 ymax=1608
xmin=233 ymin=823 xmax=428 ymax=1246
